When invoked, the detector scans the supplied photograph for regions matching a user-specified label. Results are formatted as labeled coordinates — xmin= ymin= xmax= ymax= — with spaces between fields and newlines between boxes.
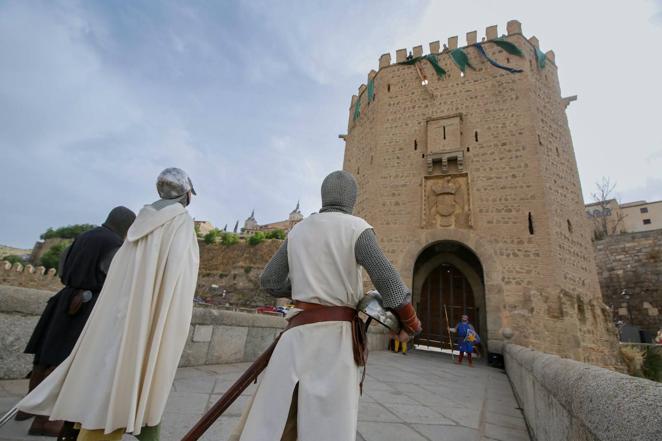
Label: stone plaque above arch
xmin=422 ymin=173 xmax=472 ymax=229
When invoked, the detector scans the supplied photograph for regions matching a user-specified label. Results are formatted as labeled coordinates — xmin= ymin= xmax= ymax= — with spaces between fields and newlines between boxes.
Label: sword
xmin=0 ymin=407 xmax=17 ymax=429
xmin=180 ymin=335 xmax=280 ymax=441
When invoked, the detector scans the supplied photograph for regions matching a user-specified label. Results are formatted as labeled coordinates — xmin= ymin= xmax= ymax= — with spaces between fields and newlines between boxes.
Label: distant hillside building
xmin=585 ymin=199 xmax=661 ymax=238
xmin=242 ymin=202 xmax=304 ymax=235
xmin=620 ymin=200 xmax=662 ymax=232
xmin=194 ymin=220 xmax=216 ymax=236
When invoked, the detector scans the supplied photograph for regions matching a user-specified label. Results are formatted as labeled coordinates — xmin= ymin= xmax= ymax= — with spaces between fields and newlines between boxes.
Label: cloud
xmin=1 ymin=0 xmax=660 ymax=249
xmin=236 ymin=0 xmax=426 ymax=83
xmin=652 ymin=0 xmax=662 ymax=25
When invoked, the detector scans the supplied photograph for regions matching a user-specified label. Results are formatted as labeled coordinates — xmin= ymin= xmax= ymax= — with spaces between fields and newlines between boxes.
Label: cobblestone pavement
xmin=0 ymin=350 xmax=530 ymax=441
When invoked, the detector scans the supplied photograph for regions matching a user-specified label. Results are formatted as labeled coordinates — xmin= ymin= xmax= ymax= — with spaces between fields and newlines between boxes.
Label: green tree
xmin=40 ymin=242 xmax=69 ymax=270
xmin=40 ymin=224 xmax=96 ymax=240
xmin=248 ymin=231 xmax=265 ymax=246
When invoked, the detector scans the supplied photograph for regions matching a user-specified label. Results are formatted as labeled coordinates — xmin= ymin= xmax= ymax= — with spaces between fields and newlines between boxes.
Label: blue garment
xmin=456 ymin=322 xmax=475 ymax=353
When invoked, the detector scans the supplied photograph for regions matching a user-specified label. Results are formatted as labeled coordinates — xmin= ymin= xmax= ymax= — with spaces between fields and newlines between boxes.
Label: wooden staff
xmin=443 ymin=304 xmax=454 ymax=360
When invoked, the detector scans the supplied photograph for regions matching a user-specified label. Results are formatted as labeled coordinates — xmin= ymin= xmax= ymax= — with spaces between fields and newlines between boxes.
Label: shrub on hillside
xmin=40 ymin=224 xmax=96 ymax=240
xmin=40 ymin=242 xmax=70 ymax=270
xmin=203 ymin=229 xmax=222 ymax=244
xmin=248 ymin=231 xmax=265 ymax=246
xmin=221 ymin=232 xmax=240 ymax=246
xmin=643 ymin=346 xmax=662 ymax=383
xmin=265 ymin=229 xmax=286 ymax=240
xmin=3 ymin=254 xmax=25 ymax=265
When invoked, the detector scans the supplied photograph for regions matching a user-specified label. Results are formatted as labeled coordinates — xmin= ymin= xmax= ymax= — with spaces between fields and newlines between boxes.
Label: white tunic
xmin=17 ymin=204 xmax=199 ymax=435
xmin=237 ymin=212 xmax=372 ymax=441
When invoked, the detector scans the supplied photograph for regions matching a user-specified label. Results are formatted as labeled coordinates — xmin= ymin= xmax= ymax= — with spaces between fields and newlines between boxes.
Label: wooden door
xmin=417 ymin=263 xmax=478 ymax=349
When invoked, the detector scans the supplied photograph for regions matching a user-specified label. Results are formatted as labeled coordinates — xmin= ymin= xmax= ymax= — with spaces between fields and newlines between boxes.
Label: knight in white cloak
xmin=14 ymin=167 xmax=200 ymax=441
xmin=233 ymin=170 xmax=422 ymax=441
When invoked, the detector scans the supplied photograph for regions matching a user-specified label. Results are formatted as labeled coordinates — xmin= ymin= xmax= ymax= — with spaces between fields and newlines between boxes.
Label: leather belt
xmin=289 ymin=301 xmax=368 ymax=370
xmin=288 ymin=301 xmax=357 ymax=328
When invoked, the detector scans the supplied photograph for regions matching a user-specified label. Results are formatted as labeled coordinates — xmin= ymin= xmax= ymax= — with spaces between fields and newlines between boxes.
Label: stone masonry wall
xmin=343 ymin=19 xmax=619 ymax=365
xmin=0 ymin=239 xmax=283 ymax=308
xmin=0 ymin=285 xmax=389 ymax=379
xmin=594 ymin=229 xmax=662 ymax=335
xmin=197 ymin=239 xmax=281 ymax=307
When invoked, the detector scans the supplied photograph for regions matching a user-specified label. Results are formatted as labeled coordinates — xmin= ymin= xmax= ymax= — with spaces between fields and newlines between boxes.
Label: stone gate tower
xmin=342 ymin=20 xmax=618 ymax=365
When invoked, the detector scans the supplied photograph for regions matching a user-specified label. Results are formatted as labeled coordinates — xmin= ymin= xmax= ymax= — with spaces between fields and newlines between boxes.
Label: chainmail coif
xmin=320 ymin=170 xmax=357 ymax=214
xmin=260 ymin=170 xmax=411 ymax=309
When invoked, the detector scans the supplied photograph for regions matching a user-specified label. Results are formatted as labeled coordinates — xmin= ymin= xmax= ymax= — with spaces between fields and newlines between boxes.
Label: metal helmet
xmin=357 ymin=290 xmax=401 ymax=333
xmin=156 ymin=167 xmax=197 ymax=199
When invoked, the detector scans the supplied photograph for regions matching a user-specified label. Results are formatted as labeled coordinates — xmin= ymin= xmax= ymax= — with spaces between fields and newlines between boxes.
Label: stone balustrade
xmin=504 ymin=343 xmax=662 ymax=441
xmin=0 ymin=285 xmax=389 ymax=379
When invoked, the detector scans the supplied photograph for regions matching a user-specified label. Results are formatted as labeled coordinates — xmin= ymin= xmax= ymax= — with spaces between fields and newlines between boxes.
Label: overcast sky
xmin=1 ymin=0 xmax=661 ymax=248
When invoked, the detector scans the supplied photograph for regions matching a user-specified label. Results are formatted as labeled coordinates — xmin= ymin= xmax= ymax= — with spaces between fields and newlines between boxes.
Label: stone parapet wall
xmin=180 ymin=307 xmax=389 ymax=367
xmin=0 ymin=285 xmax=389 ymax=379
xmin=0 ymin=285 xmax=52 ymax=379
xmin=594 ymin=229 xmax=662 ymax=334
xmin=504 ymin=343 xmax=662 ymax=441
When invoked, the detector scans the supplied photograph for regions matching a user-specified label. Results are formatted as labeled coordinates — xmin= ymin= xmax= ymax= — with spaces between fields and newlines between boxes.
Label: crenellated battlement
xmin=1 ymin=260 xmax=62 ymax=291
xmin=349 ymin=19 xmax=557 ymax=116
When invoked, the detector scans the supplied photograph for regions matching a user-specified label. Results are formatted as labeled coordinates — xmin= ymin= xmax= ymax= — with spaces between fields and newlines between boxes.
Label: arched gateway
xmin=413 ymin=241 xmax=486 ymax=351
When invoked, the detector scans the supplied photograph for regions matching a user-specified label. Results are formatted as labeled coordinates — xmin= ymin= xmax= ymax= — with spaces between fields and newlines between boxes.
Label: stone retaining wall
xmin=594 ymin=229 xmax=662 ymax=335
xmin=504 ymin=343 xmax=662 ymax=441
xmin=0 ymin=285 xmax=390 ymax=379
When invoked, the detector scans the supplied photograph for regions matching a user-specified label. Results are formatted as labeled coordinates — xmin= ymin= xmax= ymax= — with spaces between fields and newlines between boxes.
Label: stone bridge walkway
xmin=0 ymin=350 xmax=530 ymax=441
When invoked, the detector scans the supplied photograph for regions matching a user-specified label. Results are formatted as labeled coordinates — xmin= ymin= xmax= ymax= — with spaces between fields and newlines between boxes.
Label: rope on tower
xmin=474 ymin=43 xmax=523 ymax=74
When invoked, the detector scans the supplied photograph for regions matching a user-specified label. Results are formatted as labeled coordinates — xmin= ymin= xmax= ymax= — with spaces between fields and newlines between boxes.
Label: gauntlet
xmin=393 ymin=303 xmax=422 ymax=336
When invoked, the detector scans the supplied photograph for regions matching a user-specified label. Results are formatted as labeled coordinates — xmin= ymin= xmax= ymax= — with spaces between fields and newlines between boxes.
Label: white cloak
xmin=17 ymin=203 xmax=199 ymax=435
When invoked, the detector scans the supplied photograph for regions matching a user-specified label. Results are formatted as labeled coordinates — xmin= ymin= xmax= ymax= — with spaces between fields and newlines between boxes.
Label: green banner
xmin=534 ymin=46 xmax=547 ymax=69
xmin=398 ymin=55 xmax=446 ymax=79
xmin=367 ymin=78 xmax=375 ymax=102
xmin=423 ymin=54 xmax=446 ymax=78
xmin=450 ymin=48 xmax=472 ymax=73
xmin=353 ymin=98 xmax=361 ymax=121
